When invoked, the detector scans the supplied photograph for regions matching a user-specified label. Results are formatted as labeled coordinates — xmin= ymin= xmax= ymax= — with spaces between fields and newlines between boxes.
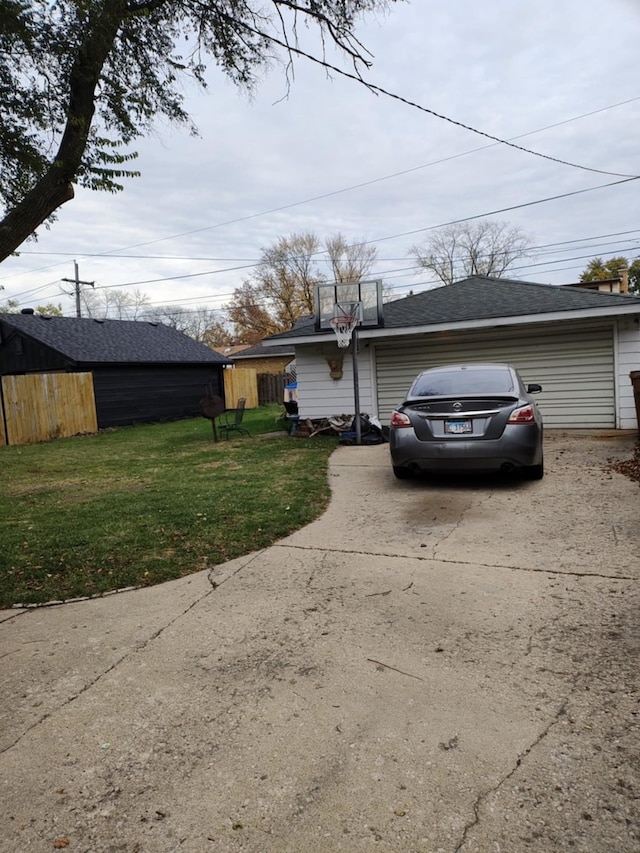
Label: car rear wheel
xmin=522 ymin=460 xmax=544 ymax=480
xmin=393 ymin=465 xmax=414 ymax=480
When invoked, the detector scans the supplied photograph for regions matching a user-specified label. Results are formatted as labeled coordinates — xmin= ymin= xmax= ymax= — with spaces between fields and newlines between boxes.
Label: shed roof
xmin=0 ymin=315 xmax=232 ymax=365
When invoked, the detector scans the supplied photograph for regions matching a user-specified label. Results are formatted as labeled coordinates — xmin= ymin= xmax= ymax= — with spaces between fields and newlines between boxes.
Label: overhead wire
xmin=2 ymin=64 xmax=638 ymax=308
xmin=4 ymin=94 xmax=638 ymax=275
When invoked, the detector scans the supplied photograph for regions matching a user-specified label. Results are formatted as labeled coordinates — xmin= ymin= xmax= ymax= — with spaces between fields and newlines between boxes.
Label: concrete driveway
xmin=1 ymin=430 xmax=639 ymax=853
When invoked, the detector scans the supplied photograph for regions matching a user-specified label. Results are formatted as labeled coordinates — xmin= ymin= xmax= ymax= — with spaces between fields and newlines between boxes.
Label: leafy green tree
xmin=0 ymin=0 xmax=395 ymax=262
xmin=0 ymin=298 xmax=63 ymax=314
xmin=34 ymin=303 xmax=64 ymax=316
xmin=580 ymin=256 xmax=640 ymax=293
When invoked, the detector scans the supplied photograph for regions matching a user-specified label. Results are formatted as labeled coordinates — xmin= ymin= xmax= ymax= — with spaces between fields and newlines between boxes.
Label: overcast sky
xmin=1 ymin=0 xmax=639 ymax=322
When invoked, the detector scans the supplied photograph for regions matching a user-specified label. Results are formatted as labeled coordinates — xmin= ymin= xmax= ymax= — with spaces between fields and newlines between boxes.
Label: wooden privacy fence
xmin=257 ymin=372 xmax=286 ymax=406
xmin=223 ymin=367 xmax=259 ymax=409
xmin=0 ymin=372 xmax=98 ymax=446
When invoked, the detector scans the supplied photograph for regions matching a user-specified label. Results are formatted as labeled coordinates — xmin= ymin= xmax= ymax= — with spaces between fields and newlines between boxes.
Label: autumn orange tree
xmin=227 ymin=231 xmax=378 ymax=343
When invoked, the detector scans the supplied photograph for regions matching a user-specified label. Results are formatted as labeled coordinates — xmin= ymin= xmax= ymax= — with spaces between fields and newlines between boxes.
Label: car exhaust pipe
xmin=501 ymin=462 xmax=515 ymax=473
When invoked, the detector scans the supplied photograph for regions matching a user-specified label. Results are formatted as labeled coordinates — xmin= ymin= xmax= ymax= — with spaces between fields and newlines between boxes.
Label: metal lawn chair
xmin=218 ymin=398 xmax=250 ymax=439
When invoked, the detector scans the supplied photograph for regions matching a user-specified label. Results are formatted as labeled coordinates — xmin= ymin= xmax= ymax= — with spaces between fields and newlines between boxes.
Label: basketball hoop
xmin=329 ymin=302 xmax=361 ymax=348
xmin=329 ymin=313 xmax=358 ymax=348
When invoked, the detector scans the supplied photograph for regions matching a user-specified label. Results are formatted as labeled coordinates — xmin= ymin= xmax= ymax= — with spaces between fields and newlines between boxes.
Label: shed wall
xmin=0 ymin=324 xmax=69 ymax=373
xmin=91 ymin=365 xmax=224 ymax=427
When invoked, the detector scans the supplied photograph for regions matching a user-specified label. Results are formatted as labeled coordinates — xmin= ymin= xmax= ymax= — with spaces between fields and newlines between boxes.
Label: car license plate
xmin=445 ymin=419 xmax=472 ymax=434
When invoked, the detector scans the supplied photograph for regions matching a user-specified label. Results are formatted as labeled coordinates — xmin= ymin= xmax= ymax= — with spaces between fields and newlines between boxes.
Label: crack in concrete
xmin=454 ymin=697 xmax=570 ymax=852
xmin=276 ymin=543 xmax=639 ymax=581
xmin=432 ymin=505 xmax=470 ymax=560
xmin=1 ymin=557 xmax=271 ymax=756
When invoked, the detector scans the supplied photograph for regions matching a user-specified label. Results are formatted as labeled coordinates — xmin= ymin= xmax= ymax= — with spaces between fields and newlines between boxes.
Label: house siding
xmin=295 ymin=342 xmax=374 ymax=419
xmin=616 ymin=318 xmax=640 ymax=429
xmin=374 ymin=321 xmax=616 ymax=428
xmin=289 ymin=318 xmax=640 ymax=429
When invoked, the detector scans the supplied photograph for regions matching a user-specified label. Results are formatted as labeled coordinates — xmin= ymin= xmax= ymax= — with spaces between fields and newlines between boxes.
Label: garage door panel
xmin=374 ymin=323 xmax=614 ymax=428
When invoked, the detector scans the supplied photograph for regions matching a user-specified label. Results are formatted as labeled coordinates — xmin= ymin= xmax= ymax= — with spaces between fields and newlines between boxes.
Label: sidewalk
xmin=1 ymin=432 xmax=638 ymax=852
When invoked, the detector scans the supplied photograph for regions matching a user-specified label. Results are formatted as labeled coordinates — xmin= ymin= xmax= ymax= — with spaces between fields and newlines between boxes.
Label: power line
xmin=6 ymin=96 xmax=636 ymax=272
xmin=255 ymin=27 xmax=638 ymax=179
xmin=73 ymin=176 xmax=640 ymax=293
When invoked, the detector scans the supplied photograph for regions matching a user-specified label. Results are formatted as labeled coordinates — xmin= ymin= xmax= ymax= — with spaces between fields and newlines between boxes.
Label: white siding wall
xmin=295 ymin=341 xmax=374 ymax=419
xmin=616 ymin=317 xmax=640 ymax=429
xmin=293 ymin=318 xmax=640 ymax=428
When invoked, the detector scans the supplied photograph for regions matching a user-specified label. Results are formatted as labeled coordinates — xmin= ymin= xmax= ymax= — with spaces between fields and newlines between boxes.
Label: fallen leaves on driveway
xmin=612 ymin=441 xmax=640 ymax=484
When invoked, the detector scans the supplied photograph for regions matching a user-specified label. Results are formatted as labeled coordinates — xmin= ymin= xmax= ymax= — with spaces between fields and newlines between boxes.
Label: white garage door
xmin=374 ymin=322 xmax=615 ymax=428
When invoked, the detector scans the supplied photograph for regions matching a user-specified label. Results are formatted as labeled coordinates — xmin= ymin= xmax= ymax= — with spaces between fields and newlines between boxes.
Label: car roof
xmin=416 ymin=362 xmax=515 ymax=375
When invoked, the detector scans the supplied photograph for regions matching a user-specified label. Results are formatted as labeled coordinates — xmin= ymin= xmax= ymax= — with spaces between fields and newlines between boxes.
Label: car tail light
xmin=390 ymin=410 xmax=412 ymax=428
xmin=507 ymin=404 xmax=535 ymax=424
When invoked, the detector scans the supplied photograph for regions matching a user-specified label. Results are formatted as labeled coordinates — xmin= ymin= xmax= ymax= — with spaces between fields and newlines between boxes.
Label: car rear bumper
xmin=389 ymin=425 xmax=542 ymax=473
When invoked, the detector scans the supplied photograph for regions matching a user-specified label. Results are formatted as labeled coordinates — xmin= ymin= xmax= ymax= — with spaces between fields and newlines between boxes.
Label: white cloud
xmin=2 ymin=0 xmax=639 ymax=315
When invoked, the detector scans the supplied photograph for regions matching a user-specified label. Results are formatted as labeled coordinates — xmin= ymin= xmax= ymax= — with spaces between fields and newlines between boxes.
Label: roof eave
xmin=271 ymin=304 xmax=640 ymax=345
xmin=233 ymin=353 xmax=293 ymax=360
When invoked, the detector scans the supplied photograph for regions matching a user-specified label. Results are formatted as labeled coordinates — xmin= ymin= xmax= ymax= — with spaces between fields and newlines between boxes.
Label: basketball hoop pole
xmin=329 ymin=299 xmax=362 ymax=445
xmin=352 ymin=327 xmax=362 ymax=445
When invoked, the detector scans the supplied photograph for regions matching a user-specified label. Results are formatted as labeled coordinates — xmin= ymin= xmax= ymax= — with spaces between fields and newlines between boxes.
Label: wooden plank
xmin=3 ymin=372 xmax=98 ymax=445
xmin=224 ymin=368 xmax=259 ymax=409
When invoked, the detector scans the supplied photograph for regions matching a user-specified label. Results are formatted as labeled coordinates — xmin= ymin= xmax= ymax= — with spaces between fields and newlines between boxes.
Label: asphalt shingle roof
xmin=383 ymin=276 xmax=640 ymax=327
xmin=0 ymin=315 xmax=231 ymax=365
xmin=266 ymin=276 xmax=640 ymax=341
xmin=232 ymin=342 xmax=295 ymax=359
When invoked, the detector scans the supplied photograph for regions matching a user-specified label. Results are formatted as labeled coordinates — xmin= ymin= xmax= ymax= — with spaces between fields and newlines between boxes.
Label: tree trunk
xmin=0 ymin=0 xmax=127 ymax=262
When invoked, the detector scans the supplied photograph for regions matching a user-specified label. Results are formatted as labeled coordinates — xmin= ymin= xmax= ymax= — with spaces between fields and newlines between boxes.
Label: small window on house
xmin=15 ymin=337 xmax=24 ymax=355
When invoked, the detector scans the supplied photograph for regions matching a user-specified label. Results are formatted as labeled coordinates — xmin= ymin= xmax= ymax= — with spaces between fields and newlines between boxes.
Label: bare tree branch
xmin=410 ymin=220 xmax=534 ymax=286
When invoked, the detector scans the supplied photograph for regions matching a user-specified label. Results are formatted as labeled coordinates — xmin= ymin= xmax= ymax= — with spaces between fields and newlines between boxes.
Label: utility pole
xmin=62 ymin=261 xmax=94 ymax=317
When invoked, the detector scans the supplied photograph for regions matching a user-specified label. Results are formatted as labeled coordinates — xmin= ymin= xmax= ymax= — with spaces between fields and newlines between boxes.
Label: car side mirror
xmin=527 ymin=384 xmax=542 ymax=394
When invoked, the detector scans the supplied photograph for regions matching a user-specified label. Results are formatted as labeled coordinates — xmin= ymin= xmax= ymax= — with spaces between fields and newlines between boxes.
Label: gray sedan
xmin=389 ymin=363 xmax=544 ymax=480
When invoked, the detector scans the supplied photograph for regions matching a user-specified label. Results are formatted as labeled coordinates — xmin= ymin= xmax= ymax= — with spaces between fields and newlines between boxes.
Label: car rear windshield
xmin=411 ymin=368 xmax=515 ymax=397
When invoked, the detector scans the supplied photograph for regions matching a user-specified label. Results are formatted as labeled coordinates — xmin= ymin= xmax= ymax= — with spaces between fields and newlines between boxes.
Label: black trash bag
xmin=338 ymin=415 xmax=387 ymax=445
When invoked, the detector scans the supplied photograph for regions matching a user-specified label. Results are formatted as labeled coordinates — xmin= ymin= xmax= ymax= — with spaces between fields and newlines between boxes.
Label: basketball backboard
xmin=315 ymin=279 xmax=384 ymax=330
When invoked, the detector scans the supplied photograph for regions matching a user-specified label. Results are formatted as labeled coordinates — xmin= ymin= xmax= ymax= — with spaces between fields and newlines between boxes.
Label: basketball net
xmin=329 ymin=301 xmax=361 ymax=348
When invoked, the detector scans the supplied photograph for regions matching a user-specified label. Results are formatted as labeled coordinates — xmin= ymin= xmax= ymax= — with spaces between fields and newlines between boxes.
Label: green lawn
xmin=0 ymin=406 xmax=337 ymax=608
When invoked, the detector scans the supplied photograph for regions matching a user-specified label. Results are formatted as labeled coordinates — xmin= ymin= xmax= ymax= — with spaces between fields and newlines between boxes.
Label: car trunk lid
xmin=404 ymin=395 xmax=519 ymax=440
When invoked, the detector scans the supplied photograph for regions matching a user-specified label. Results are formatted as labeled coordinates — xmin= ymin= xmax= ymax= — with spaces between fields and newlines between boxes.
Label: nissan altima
xmin=389 ymin=363 xmax=544 ymax=480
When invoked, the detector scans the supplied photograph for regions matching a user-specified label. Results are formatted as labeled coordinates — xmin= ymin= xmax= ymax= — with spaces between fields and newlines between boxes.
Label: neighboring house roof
xmin=0 ymin=314 xmax=232 ymax=365
xmin=212 ymin=344 xmax=252 ymax=357
xmin=264 ymin=276 xmax=640 ymax=344
xmin=231 ymin=342 xmax=295 ymax=360
xmin=562 ymin=278 xmax=626 ymax=293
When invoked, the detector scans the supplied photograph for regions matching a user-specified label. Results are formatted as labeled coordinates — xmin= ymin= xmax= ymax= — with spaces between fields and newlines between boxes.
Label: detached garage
xmin=265 ymin=276 xmax=640 ymax=430
xmin=0 ymin=313 xmax=232 ymax=433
